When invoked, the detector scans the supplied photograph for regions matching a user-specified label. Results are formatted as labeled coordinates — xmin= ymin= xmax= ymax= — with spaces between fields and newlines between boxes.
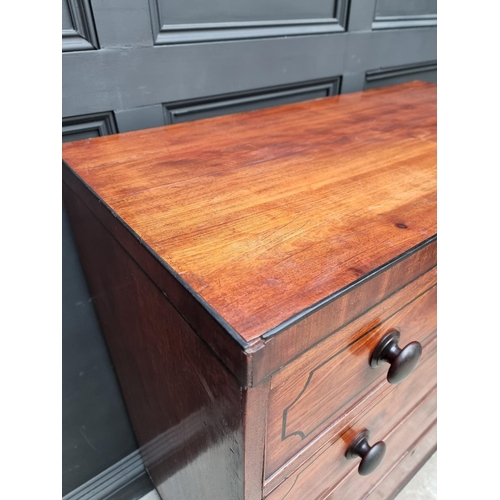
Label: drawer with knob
xmin=324 ymin=398 xmax=437 ymax=500
xmin=265 ymin=269 xmax=436 ymax=482
xmin=265 ymin=346 xmax=436 ymax=500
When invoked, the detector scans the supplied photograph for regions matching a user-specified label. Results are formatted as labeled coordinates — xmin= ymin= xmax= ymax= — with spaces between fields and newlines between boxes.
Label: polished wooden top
xmin=63 ymin=82 xmax=436 ymax=343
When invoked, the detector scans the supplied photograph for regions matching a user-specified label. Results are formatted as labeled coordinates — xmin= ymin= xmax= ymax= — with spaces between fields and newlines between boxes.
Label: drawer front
xmin=265 ymin=352 xmax=437 ymax=500
xmin=324 ymin=405 xmax=436 ymax=500
xmin=266 ymin=341 xmax=436 ymax=500
xmin=265 ymin=270 xmax=436 ymax=479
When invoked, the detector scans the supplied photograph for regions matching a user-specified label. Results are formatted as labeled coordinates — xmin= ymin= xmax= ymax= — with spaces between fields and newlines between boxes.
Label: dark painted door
xmin=62 ymin=0 xmax=436 ymax=498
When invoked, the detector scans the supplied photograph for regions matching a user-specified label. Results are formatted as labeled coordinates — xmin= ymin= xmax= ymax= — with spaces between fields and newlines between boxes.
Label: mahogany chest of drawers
xmin=62 ymin=81 xmax=437 ymax=500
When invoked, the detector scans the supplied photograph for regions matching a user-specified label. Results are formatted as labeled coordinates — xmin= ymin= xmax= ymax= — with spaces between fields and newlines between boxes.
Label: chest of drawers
xmin=62 ymin=81 xmax=437 ymax=500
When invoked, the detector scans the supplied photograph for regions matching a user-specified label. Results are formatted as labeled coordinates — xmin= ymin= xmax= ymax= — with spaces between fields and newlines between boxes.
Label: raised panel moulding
xmin=365 ymin=61 xmax=437 ymax=84
xmin=62 ymin=112 xmax=118 ymax=143
xmin=62 ymin=450 xmax=152 ymax=500
xmin=62 ymin=0 xmax=99 ymax=52
xmin=149 ymin=0 xmax=349 ymax=45
xmin=372 ymin=14 xmax=437 ymax=30
xmin=163 ymin=77 xmax=342 ymax=125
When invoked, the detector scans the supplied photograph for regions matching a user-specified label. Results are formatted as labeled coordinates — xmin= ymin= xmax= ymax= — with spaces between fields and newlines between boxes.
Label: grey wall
xmin=62 ymin=0 xmax=436 ymax=498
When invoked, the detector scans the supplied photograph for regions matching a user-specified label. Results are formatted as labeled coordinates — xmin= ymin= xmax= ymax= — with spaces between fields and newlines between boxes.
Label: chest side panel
xmin=63 ymin=184 xmax=246 ymax=500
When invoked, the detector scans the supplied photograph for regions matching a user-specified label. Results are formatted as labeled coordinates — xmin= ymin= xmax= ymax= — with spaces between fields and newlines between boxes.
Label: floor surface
xmin=395 ymin=452 xmax=437 ymax=499
xmin=140 ymin=452 xmax=437 ymax=499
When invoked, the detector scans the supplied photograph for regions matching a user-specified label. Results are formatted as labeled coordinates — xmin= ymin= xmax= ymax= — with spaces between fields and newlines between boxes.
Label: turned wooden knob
xmin=370 ymin=330 xmax=422 ymax=384
xmin=345 ymin=430 xmax=386 ymax=476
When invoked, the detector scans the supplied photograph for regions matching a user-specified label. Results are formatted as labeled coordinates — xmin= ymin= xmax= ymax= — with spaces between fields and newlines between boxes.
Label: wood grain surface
xmin=264 ymin=339 xmax=436 ymax=495
xmin=266 ymin=364 xmax=437 ymax=500
xmin=323 ymin=421 xmax=437 ymax=500
xmin=265 ymin=272 xmax=436 ymax=481
xmin=251 ymin=238 xmax=436 ymax=384
xmin=362 ymin=425 xmax=436 ymax=500
xmin=62 ymin=82 xmax=437 ymax=343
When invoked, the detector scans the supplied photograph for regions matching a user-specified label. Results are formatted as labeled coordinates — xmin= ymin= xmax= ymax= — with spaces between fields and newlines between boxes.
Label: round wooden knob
xmin=345 ymin=430 xmax=386 ymax=476
xmin=370 ymin=330 xmax=422 ymax=384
